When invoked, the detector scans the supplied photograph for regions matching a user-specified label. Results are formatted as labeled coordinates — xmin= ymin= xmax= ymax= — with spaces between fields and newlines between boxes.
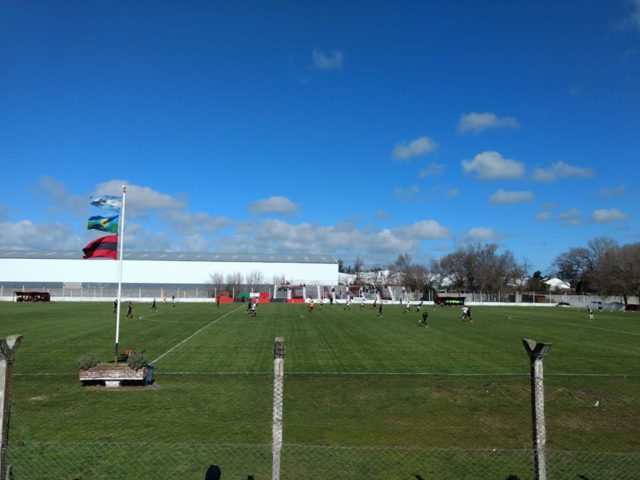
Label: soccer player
xmin=377 ymin=301 xmax=384 ymax=316
xmin=126 ymin=301 xmax=134 ymax=318
xmin=308 ymin=299 xmax=315 ymax=313
xmin=416 ymin=301 xmax=423 ymax=312
xmin=419 ymin=310 xmax=429 ymax=327
xmin=151 ymin=298 xmax=157 ymax=311
xmin=344 ymin=296 xmax=352 ymax=310
xmin=359 ymin=296 xmax=366 ymax=309
xmin=250 ymin=300 xmax=257 ymax=317
xmin=113 ymin=299 xmax=118 ymax=314
xmin=172 ymin=294 xmax=176 ymax=307
xmin=588 ymin=306 xmax=594 ymax=320
xmin=404 ymin=301 xmax=411 ymax=314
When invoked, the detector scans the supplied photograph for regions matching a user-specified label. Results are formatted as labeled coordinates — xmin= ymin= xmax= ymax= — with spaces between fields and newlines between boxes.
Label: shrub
xmin=76 ymin=353 xmax=101 ymax=370
xmin=127 ymin=350 xmax=149 ymax=371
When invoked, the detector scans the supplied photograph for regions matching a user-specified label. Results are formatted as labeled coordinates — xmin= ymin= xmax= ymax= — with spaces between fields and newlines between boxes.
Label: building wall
xmin=0 ymin=258 xmax=338 ymax=285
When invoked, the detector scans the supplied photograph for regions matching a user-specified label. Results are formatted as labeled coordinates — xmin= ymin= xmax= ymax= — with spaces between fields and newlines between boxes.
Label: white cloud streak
xmin=312 ymin=49 xmax=344 ymax=70
xmin=591 ymin=208 xmax=627 ymax=223
xmin=463 ymin=227 xmax=498 ymax=241
xmin=393 ymin=186 xmax=421 ymax=201
xmin=489 ymin=189 xmax=533 ymax=205
xmin=557 ymin=208 xmax=581 ymax=226
xmin=462 ymin=151 xmax=525 ymax=180
xmin=532 ymin=161 xmax=594 ymax=182
xmin=419 ymin=163 xmax=445 ymax=177
xmin=249 ymin=196 xmax=299 ymax=215
xmin=392 ymin=136 xmax=438 ymax=161
xmin=598 ymin=184 xmax=625 ymax=197
xmin=457 ymin=112 xmax=519 ymax=133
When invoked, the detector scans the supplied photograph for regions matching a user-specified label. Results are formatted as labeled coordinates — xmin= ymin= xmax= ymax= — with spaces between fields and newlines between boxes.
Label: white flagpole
xmin=114 ymin=185 xmax=127 ymax=363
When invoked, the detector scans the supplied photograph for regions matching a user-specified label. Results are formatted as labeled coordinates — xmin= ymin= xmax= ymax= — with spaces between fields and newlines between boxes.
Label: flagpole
xmin=114 ymin=185 xmax=127 ymax=363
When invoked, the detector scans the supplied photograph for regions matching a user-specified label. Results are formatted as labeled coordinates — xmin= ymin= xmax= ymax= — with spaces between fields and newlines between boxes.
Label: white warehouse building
xmin=0 ymin=250 xmax=339 ymax=288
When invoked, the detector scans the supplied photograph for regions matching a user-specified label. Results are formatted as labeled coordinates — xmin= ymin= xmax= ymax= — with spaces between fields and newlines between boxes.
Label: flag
xmin=87 ymin=215 xmax=119 ymax=233
xmin=90 ymin=195 xmax=122 ymax=211
xmin=82 ymin=235 xmax=118 ymax=259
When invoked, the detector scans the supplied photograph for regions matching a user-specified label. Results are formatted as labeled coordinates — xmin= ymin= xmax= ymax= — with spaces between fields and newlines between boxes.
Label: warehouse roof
xmin=0 ymin=250 xmax=338 ymax=264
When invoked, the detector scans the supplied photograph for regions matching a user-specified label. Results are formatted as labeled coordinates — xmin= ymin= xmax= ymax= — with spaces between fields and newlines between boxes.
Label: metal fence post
xmin=272 ymin=337 xmax=285 ymax=480
xmin=522 ymin=338 xmax=551 ymax=480
xmin=1 ymin=335 xmax=23 ymax=480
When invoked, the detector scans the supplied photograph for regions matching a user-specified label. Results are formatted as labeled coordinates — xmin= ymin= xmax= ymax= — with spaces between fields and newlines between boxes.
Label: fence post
xmin=1 ymin=335 xmax=23 ymax=480
xmin=522 ymin=338 xmax=552 ymax=480
xmin=272 ymin=337 xmax=285 ymax=480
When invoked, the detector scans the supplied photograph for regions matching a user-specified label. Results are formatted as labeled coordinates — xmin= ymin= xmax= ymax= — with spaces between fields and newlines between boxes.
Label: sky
xmin=1 ymin=0 xmax=639 ymax=274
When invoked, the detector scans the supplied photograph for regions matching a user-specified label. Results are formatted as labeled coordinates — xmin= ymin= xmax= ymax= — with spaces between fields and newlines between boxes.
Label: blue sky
xmin=1 ymin=0 xmax=639 ymax=273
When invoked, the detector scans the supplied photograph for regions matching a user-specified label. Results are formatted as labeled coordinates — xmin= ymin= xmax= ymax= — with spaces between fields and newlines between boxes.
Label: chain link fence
xmin=7 ymin=441 xmax=640 ymax=479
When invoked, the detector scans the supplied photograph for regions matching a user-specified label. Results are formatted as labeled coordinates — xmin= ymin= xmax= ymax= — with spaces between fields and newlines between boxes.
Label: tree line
xmin=339 ymin=237 xmax=640 ymax=304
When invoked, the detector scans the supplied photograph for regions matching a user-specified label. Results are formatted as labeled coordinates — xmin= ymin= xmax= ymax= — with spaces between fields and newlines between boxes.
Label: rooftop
xmin=0 ymin=250 xmax=338 ymax=264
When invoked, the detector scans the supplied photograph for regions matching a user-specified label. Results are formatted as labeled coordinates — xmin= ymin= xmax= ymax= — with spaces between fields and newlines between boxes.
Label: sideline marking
xmin=559 ymin=322 xmax=640 ymax=337
xmin=151 ymin=305 xmax=243 ymax=365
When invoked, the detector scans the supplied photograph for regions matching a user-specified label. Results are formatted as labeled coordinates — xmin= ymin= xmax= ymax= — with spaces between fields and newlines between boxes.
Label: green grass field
xmin=1 ymin=301 xmax=639 ymax=479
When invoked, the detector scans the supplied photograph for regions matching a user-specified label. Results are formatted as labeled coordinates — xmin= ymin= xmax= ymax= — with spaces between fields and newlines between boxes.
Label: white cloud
xmin=36 ymin=176 xmax=86 ymax=215
xmin=535 ymin=211 xmax=553 ymax=222
xmin=599 ymin=184 xmax=625 ymax=197
xmin=463 ymin=227 xmax=498 ymax=241
xmin=445 ymin=188 xmax=460 ymax=198
xmin=392 ymin=136 xmax=438 ymax=161
xmin=221 ymin=220 xmax=417 ymax=258
xmin=393 ymin=185 xmax=421 ymax=201
xmin=0 ymin=220 xmax=83 ymax=250
xmin=95 ymin=180 xmax=186 ymax=210
xmin=489 ymin=189 xmax=533 ymax=205
xmin=462 ymin=151 xmax=525 ymax=180
xmin=162 ymin=210 xmax=231 ymax=235
xmin=419 ymin=163 xmax=445 ymax=177
xmin=624 ymin=0 xmax=640 ymax=30
xmin=312 ymin=49 xmax=344 ymax=70
xmin=557 ymin=208 xmax=581 ymax=225
xmin=457 ymin=112 xmax=519 ymax=134
xmin=398 ymin=220 xmax=450 ymax=239
xmin=532 ymin=161 xmax=594 ymax=182
xmin=249 ymin=196 xmax=299 ymax=215
xmin=591 ymin=208 xmax=627 ymax=223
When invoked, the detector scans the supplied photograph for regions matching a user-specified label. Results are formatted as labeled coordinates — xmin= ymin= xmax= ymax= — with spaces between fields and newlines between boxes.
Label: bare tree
xmin=433 ymin=243 xmax=522 ymax=294
xmin=593 ymin=242 xmax=640 ymax=304
xmin=246 ymin=270 xmax=264 ymax=286
xmin=553 ymin=237 xmax=618 ymax=294
xmin=225 ymin=272 xmax=243 ymax=293
xmin=353 ymin=256 xmax=365 ymax=283
xmin=208 ymin=273 xmax=225 ymax=297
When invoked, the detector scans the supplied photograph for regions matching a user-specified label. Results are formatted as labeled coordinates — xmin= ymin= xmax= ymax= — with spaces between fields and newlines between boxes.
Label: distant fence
xmin=1 ymin=282 xmax=636 ymax=308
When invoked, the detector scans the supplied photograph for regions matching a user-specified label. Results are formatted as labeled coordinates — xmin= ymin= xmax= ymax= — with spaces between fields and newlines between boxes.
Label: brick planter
xmin=79 ymin=365 xmax=148 ymax=388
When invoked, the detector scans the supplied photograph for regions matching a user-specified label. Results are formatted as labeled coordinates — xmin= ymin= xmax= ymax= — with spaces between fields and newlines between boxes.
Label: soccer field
xmin=1 ymin=301 xmax=639 ymax=479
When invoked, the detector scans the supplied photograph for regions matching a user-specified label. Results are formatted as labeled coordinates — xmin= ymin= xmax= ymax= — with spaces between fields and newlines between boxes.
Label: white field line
xmin=505 ymin=312 xmax=640 ymax=337
xmin=150 ymin=305 xmax=243 ymax=365
xmin=558 ymin=322 xmax=640 ymax=336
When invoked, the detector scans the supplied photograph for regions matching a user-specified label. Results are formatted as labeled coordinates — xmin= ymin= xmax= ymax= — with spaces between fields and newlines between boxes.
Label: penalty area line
xmin=151 ymin=305 xmax=244 ymax=365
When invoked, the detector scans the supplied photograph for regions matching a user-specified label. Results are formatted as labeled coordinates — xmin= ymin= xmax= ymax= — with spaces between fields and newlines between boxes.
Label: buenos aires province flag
xmin=87 ymin=215 xmax=119 ymax=233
